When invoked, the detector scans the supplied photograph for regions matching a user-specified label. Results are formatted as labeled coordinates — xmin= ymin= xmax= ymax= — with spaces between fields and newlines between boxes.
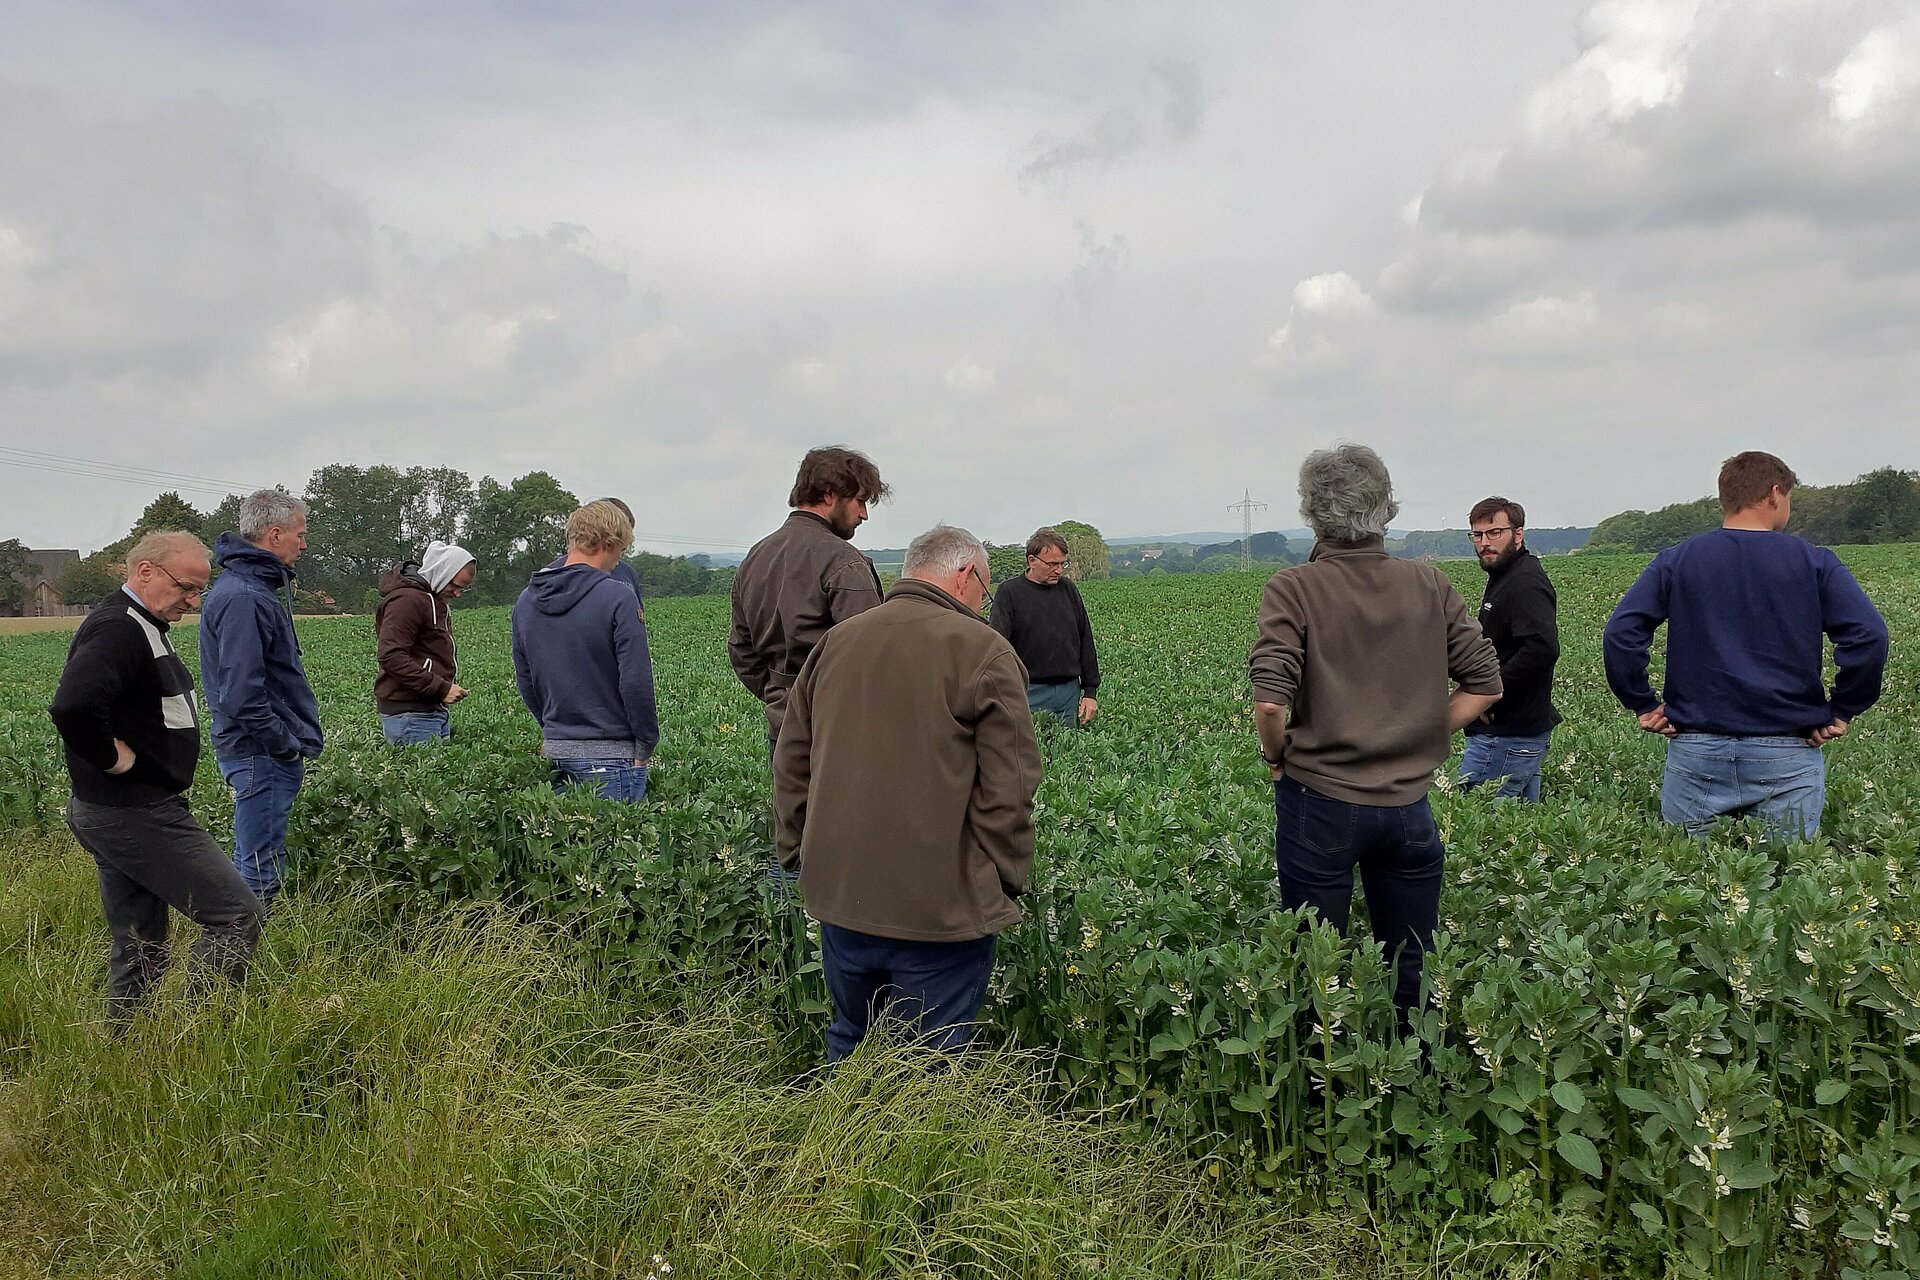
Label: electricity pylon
xmin=1228 ymin=490 xmax=1268 ymax=571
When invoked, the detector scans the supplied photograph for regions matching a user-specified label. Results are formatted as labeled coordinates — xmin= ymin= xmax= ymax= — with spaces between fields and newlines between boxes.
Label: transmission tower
xmin=1228 ymin=489 xmax=1268 ymax=571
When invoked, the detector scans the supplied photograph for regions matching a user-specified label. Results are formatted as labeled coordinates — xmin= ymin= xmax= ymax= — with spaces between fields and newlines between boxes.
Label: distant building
xmin=1 ymin=548 xmax=88 ymax=618
xmin=1139 ymin=546 xmax=1164 ymax=561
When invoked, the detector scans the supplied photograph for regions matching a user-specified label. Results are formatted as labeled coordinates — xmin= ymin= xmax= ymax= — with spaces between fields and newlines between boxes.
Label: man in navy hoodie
xmin=512 ymin=500 xmax=659 ymax=801
xmin=200 ymin=489 xmax=325 ymax=908
xmin=1604 ymin=451 xmax=1889 ymax=841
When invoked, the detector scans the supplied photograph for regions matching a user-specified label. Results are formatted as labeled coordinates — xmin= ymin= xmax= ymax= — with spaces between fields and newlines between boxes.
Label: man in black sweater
xmin=48 ymin=531 xmax=262 ymax=1021
xmin=989 ymin=528 xmax=1102 ymax=726
xmin=1456 ymin=497 xmax=1561 ymax=801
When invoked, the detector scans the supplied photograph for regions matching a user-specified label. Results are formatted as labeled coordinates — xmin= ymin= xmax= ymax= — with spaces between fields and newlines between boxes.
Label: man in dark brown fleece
xmin=1249 ymin=444 xmax=1501 ymax=1018
xmin=373 ymin=541 xmax=476 ymax=745
xmin=775 ymin=524 xmax=1041 ymax=1063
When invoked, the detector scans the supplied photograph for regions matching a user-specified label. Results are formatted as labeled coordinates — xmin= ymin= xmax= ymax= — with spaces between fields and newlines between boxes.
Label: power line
xmin=0 ymin=445 xmax=260 ymax=495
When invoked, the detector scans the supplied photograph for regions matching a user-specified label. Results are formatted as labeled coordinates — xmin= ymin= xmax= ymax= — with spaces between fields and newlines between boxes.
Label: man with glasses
xmin=1456 ymin=497 xmax=1561 ymax=802
xmin=50 ymin=531 xmax=263 ymax=1021
xmin=989 ymin=528 xmax=1102 ymax=726
xmin=775 ymin=525 xmax=1041 ymax=1063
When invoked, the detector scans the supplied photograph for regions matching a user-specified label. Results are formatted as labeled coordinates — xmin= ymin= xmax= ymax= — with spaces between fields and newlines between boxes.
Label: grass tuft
xmin=0 ymin=838 xmax=1370 ymax=1279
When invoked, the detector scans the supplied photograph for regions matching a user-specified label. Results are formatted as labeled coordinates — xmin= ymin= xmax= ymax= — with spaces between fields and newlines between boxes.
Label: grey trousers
xmin=66 ymin=795 xmax=264 ymax=1021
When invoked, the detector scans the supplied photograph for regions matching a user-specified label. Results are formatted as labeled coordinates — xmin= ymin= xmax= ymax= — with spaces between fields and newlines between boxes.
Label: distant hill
xmin=1110 ymin=527 xmax=1592 ymax=560
xmin=1590 ymin=467 xmax=1920 ymax=554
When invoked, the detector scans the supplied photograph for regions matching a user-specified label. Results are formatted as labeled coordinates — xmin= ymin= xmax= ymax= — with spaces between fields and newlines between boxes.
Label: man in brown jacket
xmin=775 ymin=524 xmax=1042 ymax=1063
xmin=373 ymin=541 xmax=476 ymax=744
xmin=729 ymin=446 xmax=890 ymax=748
xmin=1249 ymin=444 xmax=1501 ymax=1019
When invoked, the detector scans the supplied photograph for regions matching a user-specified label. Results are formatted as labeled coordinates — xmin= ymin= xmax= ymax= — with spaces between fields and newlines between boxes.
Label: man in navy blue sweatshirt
xmin=1604 ymin=452 xmax=1889 ymax=841
xmin=512 ymin=500 xmax=659 ymax=801
xmin=200 ymin=489 xmax=325 ymax=908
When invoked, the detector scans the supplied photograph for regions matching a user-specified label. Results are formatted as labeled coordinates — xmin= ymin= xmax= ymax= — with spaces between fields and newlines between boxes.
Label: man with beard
xmin=729 ymin=446 xmax=890 ymax=753
xmin=1456 ymin=496 xmax=1561 ymax=802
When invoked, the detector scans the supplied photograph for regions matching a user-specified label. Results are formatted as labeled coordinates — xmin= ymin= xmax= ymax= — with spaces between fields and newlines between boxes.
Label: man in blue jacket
xmin=199 ymin=489 xmax=325 ymax=908
xmin=512 ymin=500 xmax=658 ymax=801
xmin=1604 ymin=451 xmax=1889 ymax=841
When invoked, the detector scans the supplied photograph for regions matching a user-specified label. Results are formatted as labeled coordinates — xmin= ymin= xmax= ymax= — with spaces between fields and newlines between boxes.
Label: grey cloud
xmin=1019 ymin=58 xmax=1205 ymax=180
xmin=0 ymin=86 xmax=372 ymax=383
xmin=1068 ymin=222 xmax=1130 ymax=312
xmin=1419 ymin=3 xmax=1920 ymax=240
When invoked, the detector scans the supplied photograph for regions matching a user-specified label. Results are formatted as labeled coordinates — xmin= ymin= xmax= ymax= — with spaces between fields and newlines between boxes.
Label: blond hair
xmin=567 ymin=499 xmax=634 ymax=554
xmin=125 ymin=530 xmax=209 ymax=575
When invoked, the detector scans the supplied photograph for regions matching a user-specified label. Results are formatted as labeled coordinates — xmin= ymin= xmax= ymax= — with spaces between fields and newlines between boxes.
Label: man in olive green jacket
xmin=775 ymin=525 xmax=1042 ymax=1063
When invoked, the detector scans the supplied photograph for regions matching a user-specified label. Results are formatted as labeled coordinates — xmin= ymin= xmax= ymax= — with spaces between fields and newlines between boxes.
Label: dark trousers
xmin=819 ymin=923 xmax=996 ymax=1063
xmin=67 ymin=795 xmax=264 ymax=1021
xmin=1273 ymin=776 xmax=1444 ymax=1014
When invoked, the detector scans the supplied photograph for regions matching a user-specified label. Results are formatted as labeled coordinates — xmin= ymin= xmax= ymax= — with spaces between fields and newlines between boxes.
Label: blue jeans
xmin=820 ymin=923 xmax=997 ymax=1063
xmin=380 ymin=709 xmax=451 ymax=745
xmin=1661 ymin=734 xmax=1825 ymax=841
xmin=1457 ymin=731 xmax=1552 ymax=802
xmin=551 ymin=757 xmax=649 ymax=802
xmin=1274 ymin=776 xmax=1444 ymax=1014
xmin=218 ymin=754 xmax=306 ymax=908
xmin=1027 ymin=679 xmax=1081 ymax=724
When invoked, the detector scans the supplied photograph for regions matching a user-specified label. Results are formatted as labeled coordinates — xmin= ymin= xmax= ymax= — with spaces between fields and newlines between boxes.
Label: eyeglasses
xmin=968 ymin=564 xmax=991 ymax=596
xmin=1467 ymin=527 xmax=1517 ymax=543
xmin=153 ymin=563 xmax=209 ymax=597
xmin=1031 ymin=556 xmax=1069 ymax=570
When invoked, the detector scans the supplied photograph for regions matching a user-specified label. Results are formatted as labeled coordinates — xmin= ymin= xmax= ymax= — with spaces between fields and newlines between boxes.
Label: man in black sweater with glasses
xmin=49 ymin=530 xmax=263 ymax=1022
xmin=989 ymin=528 xmax=1102 ymax=727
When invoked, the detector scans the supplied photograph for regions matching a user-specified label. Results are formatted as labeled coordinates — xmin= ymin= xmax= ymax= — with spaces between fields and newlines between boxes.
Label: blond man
xmin=510 ymin=500 xmax=658 ymax=800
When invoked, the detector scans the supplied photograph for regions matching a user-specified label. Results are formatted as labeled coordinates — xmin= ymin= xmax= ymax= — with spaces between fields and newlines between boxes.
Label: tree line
xmin=1589 ymin=466 xmax=1920 ymax=554
xmin=55 ymin=466 xmax=736 ymax=611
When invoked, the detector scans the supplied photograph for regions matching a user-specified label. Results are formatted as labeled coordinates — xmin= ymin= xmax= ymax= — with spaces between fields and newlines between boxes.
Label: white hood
xmin=420 ymin=541 xmax=476 ymax=594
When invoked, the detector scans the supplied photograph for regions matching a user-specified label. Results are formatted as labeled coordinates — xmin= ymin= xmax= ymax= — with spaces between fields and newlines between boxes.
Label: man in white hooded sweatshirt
xmin=374 ymin=540 xmax=477 ymax=744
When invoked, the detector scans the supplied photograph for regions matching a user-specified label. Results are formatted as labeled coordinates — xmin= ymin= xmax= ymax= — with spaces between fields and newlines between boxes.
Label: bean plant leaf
xmin=1555 ymin=1132 xmax=1604 ymax=1179
xmin=1814 ymin=1080 xmax=1850 ymax=1106
xmin=1550 ymin=1081 xmax=1586 ymax=1114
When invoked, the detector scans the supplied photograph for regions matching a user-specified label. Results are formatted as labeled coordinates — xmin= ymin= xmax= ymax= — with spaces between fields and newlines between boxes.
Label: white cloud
xmin=1827 ymin=19 xmax=1920 ymax=126
xmin=944 ymin=358 xmax=997 ymax=395
xmin=1521 ymin=0 xmax=1698 ymax=139
xmin=1475 ymin=291 xmax=1600 ymax=352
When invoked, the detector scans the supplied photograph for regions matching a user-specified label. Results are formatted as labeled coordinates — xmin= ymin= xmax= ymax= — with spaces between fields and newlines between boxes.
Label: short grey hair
xmin=902 ymin=524 xmax=987 ymax=579
xmin=125 ymin=530 xmax=208 ymax=574
xmin=1298 ymin=444 xmax=1399 ymax=544
xmin=237 ymin=489 xmax=308 ymax=542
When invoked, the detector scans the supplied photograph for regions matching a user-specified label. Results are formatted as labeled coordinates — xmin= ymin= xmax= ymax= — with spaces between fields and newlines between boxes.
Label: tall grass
xmin=0 ymin=838 xmax=1377 ymax=1280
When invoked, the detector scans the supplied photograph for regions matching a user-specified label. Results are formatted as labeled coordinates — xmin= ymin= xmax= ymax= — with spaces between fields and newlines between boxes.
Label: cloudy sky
xmin=2 ymin=0 xmax=1917 ymax=554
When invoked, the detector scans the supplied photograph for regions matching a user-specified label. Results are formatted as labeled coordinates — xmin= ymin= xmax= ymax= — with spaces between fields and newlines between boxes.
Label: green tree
xmin=986 ymin=543 xmax=1027 ymax=583
xmin=203 ymin=493 xmax=246 ymax=546
xmin=1052 ymin=521 xmax=1110 ymax=581
xmin=129 ymin=492 xmax=207 ymax=544
xmin=301 ymin=465 xmax=421 ymax=602
xmin=462 ymin=471 xmax=579 ymax=604
xmin=0 ymin=539 xmax=30 ymax=608
xmin=59 ymin=553 xmax=121 ymax=606
xmin=1845 ymin=467 xmax=1920 ymax=544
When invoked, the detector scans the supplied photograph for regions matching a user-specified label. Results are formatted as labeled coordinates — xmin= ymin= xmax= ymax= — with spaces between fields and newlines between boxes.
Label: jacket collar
xmin=1308 ymin=536 xmax=1387 ymax=562
xmin=787 ymin=509 xmax=848 ymax=540
xmin=886 ymin=576 xmax=981 ymax=619
xmin=214 ymin=532 xmax=297 ymax=588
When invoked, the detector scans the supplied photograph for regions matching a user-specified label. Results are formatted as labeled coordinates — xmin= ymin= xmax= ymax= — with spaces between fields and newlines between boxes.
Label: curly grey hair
xmin=237 ymin=489 xmax=309 ymax=542
xmin=903 ymin=524 xmax=987 ymax=579
xmin=1298 ymin=444 xmax=1399 ymax=544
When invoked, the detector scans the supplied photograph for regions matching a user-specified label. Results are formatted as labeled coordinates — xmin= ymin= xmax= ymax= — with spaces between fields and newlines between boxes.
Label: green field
xmin=2 ymin=548 xmax=1916 ymax=1278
